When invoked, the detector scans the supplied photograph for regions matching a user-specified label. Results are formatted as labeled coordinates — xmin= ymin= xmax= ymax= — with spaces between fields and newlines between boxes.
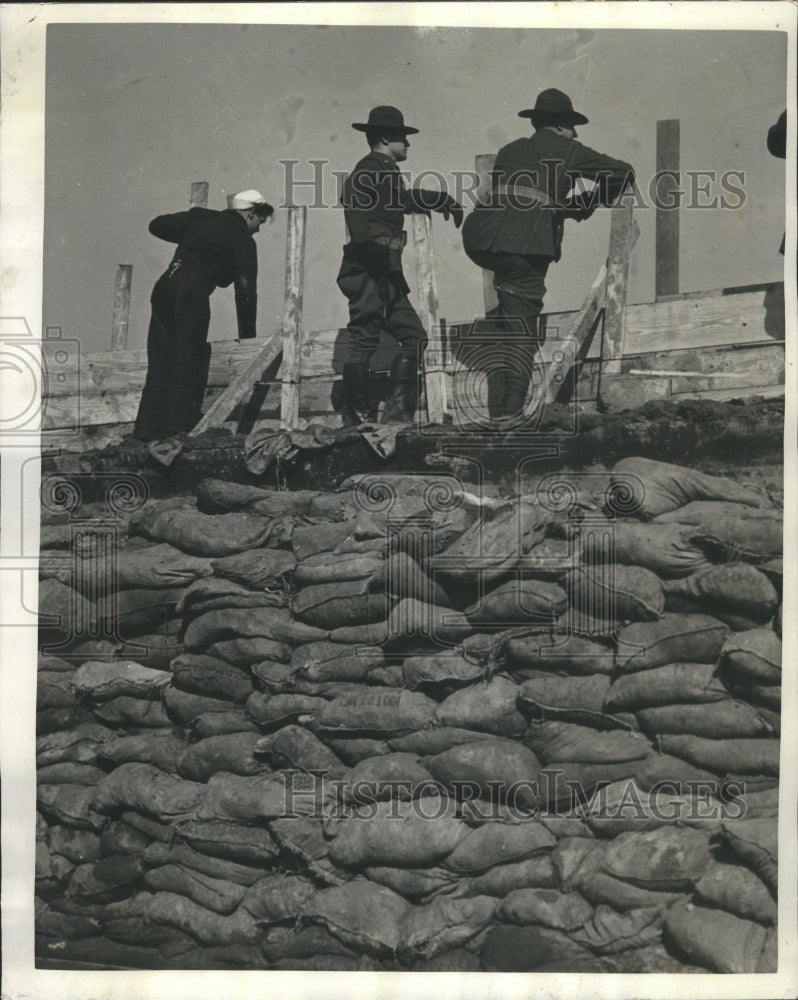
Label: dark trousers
xmin=134 ymin=262 xmax=213 ymax=441
xmin=336 ymin=259 xmax=426 ymax=366
xmin=468 ymin=251 xmax=551 ymax=419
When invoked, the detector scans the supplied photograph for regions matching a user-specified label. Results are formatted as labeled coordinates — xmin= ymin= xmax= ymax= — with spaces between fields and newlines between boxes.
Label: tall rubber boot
xmin=342 ymin=362 xmax=374 ymax=426
xmin=382 ymin=354 xmax=419 ymax=423
xmin=486 ymin=368 xmax=507 ymax=421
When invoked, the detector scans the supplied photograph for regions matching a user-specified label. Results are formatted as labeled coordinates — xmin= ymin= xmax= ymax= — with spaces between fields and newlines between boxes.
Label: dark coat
xmin=149 ymin=207 xmax=256 ymax=290
xmin=463 ymin=130 xmax=634 ymax=263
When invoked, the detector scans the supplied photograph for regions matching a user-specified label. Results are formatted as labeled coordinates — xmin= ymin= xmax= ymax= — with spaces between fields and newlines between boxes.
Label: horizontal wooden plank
xmin=674 ymin=382 xmax=785 ymax=402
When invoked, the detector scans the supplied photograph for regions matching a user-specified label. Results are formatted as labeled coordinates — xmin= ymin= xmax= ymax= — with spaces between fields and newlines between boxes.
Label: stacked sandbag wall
xmin=35 ymin=457 xmax=781 ymax=972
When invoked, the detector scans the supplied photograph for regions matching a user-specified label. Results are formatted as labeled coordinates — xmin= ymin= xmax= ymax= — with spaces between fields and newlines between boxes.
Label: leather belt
xmin=483 ymin=184 xmax=561 ymax=209
xmin=371 ymin=232 xmax=407 ymax=252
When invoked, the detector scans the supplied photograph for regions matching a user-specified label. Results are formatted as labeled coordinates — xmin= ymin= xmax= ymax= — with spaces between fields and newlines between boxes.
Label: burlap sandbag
xmin=601 ymin=827 xmax=713 ymax=891
xmin=563 ymin=565 xmax=665 ymax=623
xmin=246 ymin=691 xmax=328 ymax=730
xmin=663 ymin=899 xmax=767 ymax=973
xmin=398 ymin=895 xmax=497 ymax=962
xmin=91 ymin=763 xmax=204 ymax=823
xmin=184 ymin=607 xmax=327 ymax=652
xmin=498 ymin=887 xmax=592 ymax=930
xmin=171 ymin=818 xmax=278 ymax=867
xmin=387 ymin=598 xmax=473 ymax=647
xmin=524 ymin=720 xmax=651 ymax=765
xmin=465 ymin=579 xmax=567 ymax=627
xmin=434 ymin=675 xmax=526 ymax=737
xmin=176 ymin=734 xmax=269 ymax=783
xmin=505 ymin=632 xmax=615 ymax=676
xmin=610 ymin=456 xmax=764 ymax=518
xmin=48 ymin=826 xmax=101 ymax=865
xmin=189 ymin=710 xmax=261 ymax=741
xmin=92 ymin=696 xmax=173 ymax=729
xmin=210 ymin=547 xmax=296 ymax=590
xmin=424 ymin=740 xmax=542 ymax=811
xmin=294 ymin=550 xmax=384 ymax=587
xmin=130 ymin=506 xmax=280 ymax=557
xmin=163 ymin=686 xmax=234 ymax=726
xmin=462 ymin=856 xmax=559 ymax=897
xmin=169 ymin=653 xmax=253 ymax=705
xmin=582 ymin=522 xmax=710 ymax=578
xmin=36 ymin=762 xmax=105 ymax=786
xmin=515 ymin=672 xmax=611 ymax=716
xmin=290 ymin=640 xmax=384 ymax=683
xmin=341 ymin=753 xmax=436 ymax=802
xmin=37 ymin=784 xmax=106 ymax=832
xmin=573 ymin=870 xmax=682 ymax=913
xmin=177 ymin=577 xmax=288 ymax=617
xmin=614 ymin=614 xmax=729 ymax=674
xmin=658 ymin=734 xmax=780 ymax=777
xmin=254 ymin=725 xmax=345 ymax=776
xmin=388 ymin=727 xmax=515 ymax=755
xmin=71 ymin=660 xmax=170 ymax=701
xmin=443 ymin=820 xmax=555 ymax=874
xmin=720 ymin=627 xmax=781 ymax=686
xmin=633 ymin=751 xmax=718 ymax=793
xmin=196 ymin=478 xmax=325 ymax=518
xmin=292 ymin=579 xmax=389 ymax=631
xmin=689 ymin=514 xmax=782 ymax=564
xmin=298 ymin=879 xmax=410 ymax=958
xmin=481 ymin=924 xmax=595 ymax=971
xmin=74 ymin=542 xmax=213 ymax=593
xmin=143 ymin=864 xmax=246 ymax=915
xmin=663 ymin=564 xmax=778 ymax=629
xmin=604 ymin=661 xmax=727 ymax=712
xmin=327 ymin=796 xmax=469 ymax=869
xmin=38 ymin=578 xmax=98 ymax=639
xmin=146 ymin=891 xmax=260 ymax=947
xmin=717 ymin=818 xmax=777 ymax=895
xmin=364 ymin=865 xmax=463 ymax=902
xmin=204 ymin=637 xmax=293 ymax=666
xmin=569 ymin=903 xmax=665 ymax=955
xmin=694 ymin=860 xmax=776 ymax=925
xmin=144 ymin=842 xmax=266 ymax=887
xmin=314 ymin=689 xmax=438 ymax=738
xmin=635 ymin=699 xmax=773 ymax=739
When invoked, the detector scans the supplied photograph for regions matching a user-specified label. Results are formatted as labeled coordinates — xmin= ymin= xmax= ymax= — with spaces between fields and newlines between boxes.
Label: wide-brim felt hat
xmin=518 ymin=88 xmax=589 ymax=126
xmin=352 ymin=105 xmax=419 ymax=135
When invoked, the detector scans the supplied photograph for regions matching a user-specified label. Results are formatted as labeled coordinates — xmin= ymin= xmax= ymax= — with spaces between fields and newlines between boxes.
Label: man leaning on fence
xmin=338 ymin=105 xmax=463 ymax=426
xmin=462 ymin=88 xmax=635 ymax=423
xmin=133 ymin=189 xmax=274 ymax=443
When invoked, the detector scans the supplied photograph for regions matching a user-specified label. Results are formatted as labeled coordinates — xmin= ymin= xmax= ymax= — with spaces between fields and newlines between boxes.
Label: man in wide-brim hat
xmin=337 ymin=105 xmax=463 ymax=425
xmin=462 ymin=88 xmax=635 ymax=423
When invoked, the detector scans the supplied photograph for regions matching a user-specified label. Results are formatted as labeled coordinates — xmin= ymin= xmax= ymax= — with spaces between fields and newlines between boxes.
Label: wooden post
xmin=475 ymin=153 xmax=498 ymax=313
xmin=280 ymin=205 xmax=307 ymax=429
xmin=226 ymin=194 xmax=235 ymax=209
xmin=601 ymin=201 xmax=635 ymax=375
xmin=190 ymin=181 xmax=209 ymax=208
xmin=655 ymin=119 xmax=680 ymax=298
xmin=411 ymin=212 xmax=446 ymax=424
xmin=111 ymin=264 xmax=132 ymax=350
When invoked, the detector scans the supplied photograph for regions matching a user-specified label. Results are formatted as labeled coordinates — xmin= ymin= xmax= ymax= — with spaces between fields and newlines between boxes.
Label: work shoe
xmin=382 ymin=354 xmax=419 ymax=423
xmin=342 ymin=362 xmax=375 ymax=426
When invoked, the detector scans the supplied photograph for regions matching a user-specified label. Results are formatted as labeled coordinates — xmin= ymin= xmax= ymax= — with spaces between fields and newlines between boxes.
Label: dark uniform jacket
xmin=463 ymin=130 xmax=634 ymax=263
xmin=149 ymin=207 xmax=258 ymax=336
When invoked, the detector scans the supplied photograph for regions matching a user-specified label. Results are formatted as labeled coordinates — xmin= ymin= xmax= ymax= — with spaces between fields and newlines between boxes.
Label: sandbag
xmin=516 ymin=673 xmax=612 ymax=718
xmin=322 ymin=735 xmax=391 ymax=766
xmin=387 ymin=598 xmax=473 ymax=646
xmin=298 ymin=879 xmax=410 ymax=958
xmin=37 ymin=762 xmax=106 ymax=786
xmin=239 ymin=874 xmax=316 ymax=922
xmin=314 ymin=689 xmax=438 ymax=738
xmin=402 ymin=652 xmax=485 ymax=693
xmin=172 ymin=818 xmax=278 ymax=867
xmin=582 ymin=522 xmax=710 ymax=578
xmin=109 ymin=587 xmax=186 ymax=638
xmin=144 ymin=843 xmax=266 ymax=887
xmin=569 ymin=904 xmax=664 ymax=954
xmin=636 ymin=700 xmax=773 ymax=739
xmin=505 ymin=632 xmax=615 ymax=676
xmin=205 ymin=637 xmax=292 ymax=666
xmin=443 ymin=821 xmax=555 ymax=874
xmin=465 ymin=578 xmax=567 ymax=627
xmin=292 ymin=578 xmax=389 ymax=631
xmin=130 ymin=506 xmax=281 ymax=557
xmin=398 ymin=895 xmax=497 ymax=961
xmin=633 ymin=751 xmax=719 ymax=793
xmin=463 ymin=856 xmax=559 ymax=896
xmin=552 ymin=836 xmax=607 ymax=885
xmin=388 ymin=727 xmax=514 ymax=756
xmin=37 ymin=672 xmax=77 ymax=710
xmin=720 ymin=627 xmax=781 ymax=686
xmin=194 ymin=770 xmax=333 ymax=824
xmin=663 ymin=564 xmax=778 ymax=629
xmin=524 ymin=720 xmax=651 ymax=765
xmin=184 ymin=607 xmax=327 ymax=652
xmin=481 ymin=924 xmax=595 ymax=971
xmin=610 ymin=456 xmax=764 ymax=518
xmin=91 ymin=763 xmax=205 ymax=823
xmin=290 ymin=640 xmax=384 ymax=684
xmin=38 ymin=579 xmax=98 ymax=638
xmin=71 ymin=660 xmax=171 ymax=701
xmin=292 ymin=520 xmax=380 ymax=561
xmin=327 ymin=796 xmax=469 ymax=869
xmin=434 ymin=675 xmax=526 ymax=737
xmin=294 ymin=550 xmax=384 ymax=587
xmin=146 ymin=891 xmax=260 ymax=947
xmin=76 ymin=543 xmax=213 ymax=592
xmin=654 ymin=499 xmax=778 ymax=525
xmin=36 ymin=707 xmax=83 ymax=736
xmin=615 ymin=614 xmax=729 ymax=674
xmin=581 ymin=779 xmax=698 ymax=836
xmin=254 ymin=725 xmax=345 ymax=776
xmin=169 ymin=653 xmax=252 ymax=705
xmin=717 ymin=818 xmax=777 ymax=895
xmin=371 ymin=551 xmax=457 ymax=608
xmin=99 ymin=819 xmax=155 ymax=857
xmin=117 ymin=633 xmax=183 ymax=670
xmin=424 ymin=740 xmax=542 ymax=811
xmin=196 ymin=479 xmax=324 ymax=518
xmin=689 ymin=514 xmax=782 ymax=563
xmin=266 ymin=816 xmax=344 ymax=885
xmin=92 ymin=696 xmax=173 ymax=729
xmin=663 ymin=898 xmax=767 ymax=973
xmin=364 ymin=865 xmax=463 ymax=902
xmin=210 ymin=548 xmax=296 ymax=590
xmin=48 ymin=826 xmax=102 ymax=865
xmin=658 ymin=734 xmax=780 ymax=777
xmin=177 ymin=734 xmax=270 ymax=782
xmin=246 ymin=691 xmax=329 ymax=730
xmin=65 ymin=855 xmax=143 ymax=905
xmin=563 ymin=565 xmax=664 ymax=623
xmin=189 ymin=710 xmax=261 ymax=741
xmin=143 ymin=864 xmax=246 ymax=915
xmin=604 ymin=661 xmax=727 ymax=712
xmin=163 ymin=685 xmax=234 ymax=725
xmin=574 ymin=871 xmax=682 ymax=912
xmin=328 ymin=620 xmax=389 ymax=646
xmin=601 ymin=827 xmax=712 ymax=890
xmin=498 ymin=887 xmax=592 ymax=930
xmin=341 ymin=753 xmax=436 ymax=802
xmin=177 ymin=577 xmax=288 ymax=617
xmin=694 ymin=861 xmax=776 ymax=924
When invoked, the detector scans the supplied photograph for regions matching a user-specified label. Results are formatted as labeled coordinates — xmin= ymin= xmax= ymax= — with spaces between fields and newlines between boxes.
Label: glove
xmin=441 ymin=196 xmax=464 ymax=229
xmin=409 ymin=189 xmax=463 ymax=228
xmin=563 ymin=191 xmax=598 ymax=222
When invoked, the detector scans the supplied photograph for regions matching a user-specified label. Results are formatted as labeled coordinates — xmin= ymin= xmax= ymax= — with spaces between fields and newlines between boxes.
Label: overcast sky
xmin=43 ymin=22 xmax=788 ymax=354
